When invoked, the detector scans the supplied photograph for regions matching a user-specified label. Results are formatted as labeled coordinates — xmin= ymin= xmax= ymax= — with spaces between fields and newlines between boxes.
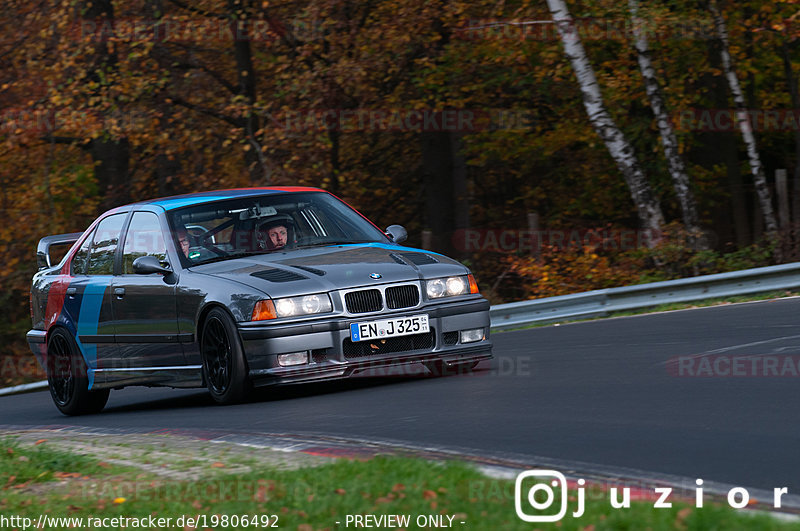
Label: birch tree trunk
xmin=629 ymin=0 xmax=706 ymax=248
xmin=545 ymin=0 xmax=664 ymax=244
xmin=709 ymin=0 xmax=778 ymax=234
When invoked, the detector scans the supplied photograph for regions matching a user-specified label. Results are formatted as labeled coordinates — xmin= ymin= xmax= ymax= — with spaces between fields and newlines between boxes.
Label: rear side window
xmin=86 ymin=214 xmax=127 ymax=275
xmin=70 ymin=230 xmax=95 ymax=276
xmin=123 ymin=212 xmax=167 ymax=274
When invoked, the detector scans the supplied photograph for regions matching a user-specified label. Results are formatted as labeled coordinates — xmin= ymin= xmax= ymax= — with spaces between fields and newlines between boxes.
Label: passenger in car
xmin=176 ymin=228 xmax=190 ymax=257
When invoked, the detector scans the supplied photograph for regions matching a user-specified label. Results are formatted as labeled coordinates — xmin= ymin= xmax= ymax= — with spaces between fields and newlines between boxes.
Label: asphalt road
xmin=3 ymin=298 xmax=800 ymax=491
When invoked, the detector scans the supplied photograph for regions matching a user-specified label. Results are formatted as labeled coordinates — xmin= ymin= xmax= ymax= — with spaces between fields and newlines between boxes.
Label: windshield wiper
xmin=293 ymin=239 xmax=378 ymax=249
xmin=192 ymin=249 xmax=274 ymax=265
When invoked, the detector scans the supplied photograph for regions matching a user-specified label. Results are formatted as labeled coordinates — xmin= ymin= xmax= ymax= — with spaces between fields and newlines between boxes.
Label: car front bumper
xmin=237 ymin=298 xmax=493 ymax=387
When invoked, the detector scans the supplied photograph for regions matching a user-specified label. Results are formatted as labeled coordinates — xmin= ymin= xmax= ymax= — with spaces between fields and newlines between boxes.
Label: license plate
xmin=350 ymin=314 xmax=430 ymax=342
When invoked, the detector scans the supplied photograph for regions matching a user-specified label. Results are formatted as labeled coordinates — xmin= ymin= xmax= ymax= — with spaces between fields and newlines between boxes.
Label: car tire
xmin=201 ymin=308 xmax=251 ymax=405
xmin=46 ymin=328 xmax=110 ymax=416
xmin=425 ymin=360 xmax=479 ymax=377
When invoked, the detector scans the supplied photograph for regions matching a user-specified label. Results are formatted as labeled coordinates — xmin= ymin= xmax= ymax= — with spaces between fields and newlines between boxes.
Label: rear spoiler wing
xmin=36 ymin=232 xmax=83 ymax=270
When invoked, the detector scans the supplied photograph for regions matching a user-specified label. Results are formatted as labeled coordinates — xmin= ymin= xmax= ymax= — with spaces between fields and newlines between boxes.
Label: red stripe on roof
xmin=205 ymin=186 xmax=324 ymax=193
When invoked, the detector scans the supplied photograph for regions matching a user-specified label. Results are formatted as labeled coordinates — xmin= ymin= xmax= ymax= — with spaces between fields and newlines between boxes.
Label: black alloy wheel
xmin=46 ymin=328 xmax=110 ymax=416
xmin=201 ymin=308 xmax=250 ymax=404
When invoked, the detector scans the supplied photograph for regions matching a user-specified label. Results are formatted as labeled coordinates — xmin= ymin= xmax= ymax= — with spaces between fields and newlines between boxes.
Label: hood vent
xmin=390 ymin=253 xmax=410 ymax=266
xmin=400 ymin=252 xmax=438 ymax=265
xmin=251 ymin=269 xmax=308 ymax=282
xmin=292 ymin=265 xmax=327 ymax=276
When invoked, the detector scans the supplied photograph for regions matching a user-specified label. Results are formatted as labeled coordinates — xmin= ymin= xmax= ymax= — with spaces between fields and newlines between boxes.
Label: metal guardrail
xmin=0 ymin=381 xmax=48 ymax=397
xmin=490 ymin=262 xmax=800 ymax=331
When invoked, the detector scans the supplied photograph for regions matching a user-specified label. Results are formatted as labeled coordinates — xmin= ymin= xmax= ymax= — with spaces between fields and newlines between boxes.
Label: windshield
xmin=167 ymin=191 xmax=389 ymax=266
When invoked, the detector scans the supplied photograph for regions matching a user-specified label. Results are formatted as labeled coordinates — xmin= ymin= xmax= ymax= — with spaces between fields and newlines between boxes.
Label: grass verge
xmin=1 ymin=436 xmax=148 ymax=489
xmin=1 ymin=436 xmax=797 ymax=530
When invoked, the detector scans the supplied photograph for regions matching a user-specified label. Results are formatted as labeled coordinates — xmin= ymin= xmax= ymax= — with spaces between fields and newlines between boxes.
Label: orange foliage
xmin=502 ymin=244 xmax=645 ymax=300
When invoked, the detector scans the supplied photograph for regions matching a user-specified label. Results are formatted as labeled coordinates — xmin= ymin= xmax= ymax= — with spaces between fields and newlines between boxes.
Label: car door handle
xmin=66 ymin=287 xmax=77 ymax=298
xmin=114 ymin=288 xmax=125 ymax=299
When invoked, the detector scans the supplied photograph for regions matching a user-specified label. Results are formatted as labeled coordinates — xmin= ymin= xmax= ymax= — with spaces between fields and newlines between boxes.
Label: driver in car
xmin=266 ymin=225 xmax=288 ymax=250
xmin=256 ymin=216 xmax=293 ymax=251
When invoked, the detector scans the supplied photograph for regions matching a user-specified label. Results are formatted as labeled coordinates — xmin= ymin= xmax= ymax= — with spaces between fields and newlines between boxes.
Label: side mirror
xmin=385 ymin=225 xmax=408 ymax=244
xmin=132 ymin=255 xmax=172 ymax=275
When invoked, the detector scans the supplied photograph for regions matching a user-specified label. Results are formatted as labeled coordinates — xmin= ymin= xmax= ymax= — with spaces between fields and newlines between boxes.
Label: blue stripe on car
xmin=338 ymin=242 xmax=446 ymax=257
xmin=153 ymin=189 xmax=285 ymax=210
xmin=153 ymin=196 xmax=234 ymax=210
xmin=76 ymin=280 xmax=108 ymax=389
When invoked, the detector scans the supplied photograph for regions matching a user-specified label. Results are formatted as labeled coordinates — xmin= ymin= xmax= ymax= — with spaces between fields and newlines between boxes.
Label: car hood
xmin=188 ymin=243 xmax=468 ymax=298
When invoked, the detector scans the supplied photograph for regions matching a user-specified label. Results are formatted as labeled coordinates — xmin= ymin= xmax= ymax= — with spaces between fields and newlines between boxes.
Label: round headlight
xmin=302 ymin=294 xmax=322 ymax=314
xmin=446 ymin=277 xmax=467 ymax=296
xmin=427 ymin=278 xmax=446 ymax=298
xmin=275 ymin=298 xmax=296 ymax=317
